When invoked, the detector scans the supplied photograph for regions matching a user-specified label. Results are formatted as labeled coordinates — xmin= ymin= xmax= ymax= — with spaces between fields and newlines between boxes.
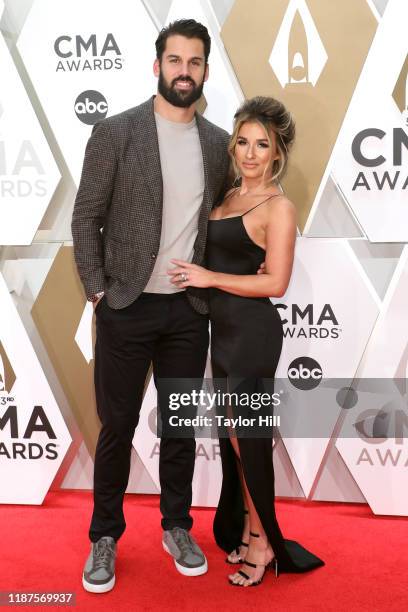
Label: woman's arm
xmin=168 ymin=198 xmax=296 ymax=298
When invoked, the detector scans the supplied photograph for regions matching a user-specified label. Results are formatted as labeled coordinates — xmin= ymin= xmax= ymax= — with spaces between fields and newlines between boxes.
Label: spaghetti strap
xmin=241 ymin=193 xmax=281 ymax=217
xmin=223 ymin=187 xmax=240 ymax=201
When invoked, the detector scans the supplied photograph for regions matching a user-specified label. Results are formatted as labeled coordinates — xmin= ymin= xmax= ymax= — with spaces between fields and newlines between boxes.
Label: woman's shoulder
xmin=268 ymin=192 xmax=295 ymax=210
xmin=266 ymin=193 xmax=296 ymax=221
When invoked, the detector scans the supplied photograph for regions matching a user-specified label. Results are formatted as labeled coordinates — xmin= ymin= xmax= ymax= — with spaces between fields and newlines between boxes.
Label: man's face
xmin=154 ymin=34 xmax=208 ymax=108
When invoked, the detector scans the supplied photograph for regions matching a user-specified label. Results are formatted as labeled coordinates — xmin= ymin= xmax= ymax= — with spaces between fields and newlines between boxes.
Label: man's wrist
xmin=87 ymin=291 xmax=105 ymax=303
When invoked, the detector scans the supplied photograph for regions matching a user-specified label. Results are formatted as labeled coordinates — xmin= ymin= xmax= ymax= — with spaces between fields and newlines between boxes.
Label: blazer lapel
xmin=195 ymin=112 xmax=215 ymax=223
xmin=130 ymin=96 xmax=163 ymax=215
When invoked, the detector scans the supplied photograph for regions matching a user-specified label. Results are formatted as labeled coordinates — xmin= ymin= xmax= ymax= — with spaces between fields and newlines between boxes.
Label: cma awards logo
xmin=0 ymin=140 xmax=47 ymax=198
xmin=54 ymin=33 xmax=123 ymax=72
xmin=287 ymin=356 xmax=322 ymax=390
xmin=351 ymin=55 xmax=408 ymax=192
xmin=74 ymin=90 xmax=108 ymax=125
xmin=353 ymin=400 xmax=408 ymax=468
xmin=0 ymin=345 xmax=58 ymax=460
xmin=0 ymin=404 xmax=58 ymax=460
xmin=269 ymin=0 xmax=327 ymax=88
xmin=276 ymin=303 xmax=341 ymax=339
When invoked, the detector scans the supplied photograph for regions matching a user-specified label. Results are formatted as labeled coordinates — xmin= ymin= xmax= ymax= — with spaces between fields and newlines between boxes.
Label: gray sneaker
xmin=162 ymin=527 xmax=208 ymax=576
xmin=82 ymin=536 xmax=116 ymax=593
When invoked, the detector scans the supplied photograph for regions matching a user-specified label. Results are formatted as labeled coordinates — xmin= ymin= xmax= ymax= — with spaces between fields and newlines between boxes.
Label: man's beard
xmin=158 ymin=70 xmax=204 ymax=108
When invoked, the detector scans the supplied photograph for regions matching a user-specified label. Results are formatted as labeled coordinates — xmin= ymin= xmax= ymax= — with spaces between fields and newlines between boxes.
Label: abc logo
xmin=74 ymin=90 xmax=108 ymax=125
xmin=288 ymin=356 xmax=322 ymax=390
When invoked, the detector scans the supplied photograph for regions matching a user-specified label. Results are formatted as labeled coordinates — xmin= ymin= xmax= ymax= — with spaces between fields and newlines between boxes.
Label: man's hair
xmin=155 ymin=19 xmax=211 ymax=63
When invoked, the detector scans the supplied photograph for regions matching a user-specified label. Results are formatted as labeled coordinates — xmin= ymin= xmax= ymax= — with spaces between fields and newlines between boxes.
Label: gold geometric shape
xmin=31 ymin=246 xmax=101 ymax=458
xmin=221 ymin=0 xmax=378 ymax=231
xmin=196 ymin=94 xmax=208 ymax=116
xmin=0 ymin=341 xmax=16 ymax=394
xmin=392 ymin=53 xmax=408 ymax=114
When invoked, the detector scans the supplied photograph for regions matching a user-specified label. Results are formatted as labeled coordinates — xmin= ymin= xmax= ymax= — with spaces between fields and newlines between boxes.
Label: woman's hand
xmin=167 ymin=259 xmax=215 ymax=289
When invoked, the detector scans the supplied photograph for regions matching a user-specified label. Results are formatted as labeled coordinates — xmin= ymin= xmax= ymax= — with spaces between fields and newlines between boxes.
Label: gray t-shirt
xmin=144 ymin=112 xmax=204 ymax=293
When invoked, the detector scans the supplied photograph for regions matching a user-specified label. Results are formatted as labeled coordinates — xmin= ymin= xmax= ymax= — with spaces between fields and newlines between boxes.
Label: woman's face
xmin=234 ymin=121 xmax=279 ymax=182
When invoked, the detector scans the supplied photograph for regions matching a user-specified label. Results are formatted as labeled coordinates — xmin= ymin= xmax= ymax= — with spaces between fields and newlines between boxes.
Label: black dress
xmin=206 ymin=195 xmax=324 ymax=573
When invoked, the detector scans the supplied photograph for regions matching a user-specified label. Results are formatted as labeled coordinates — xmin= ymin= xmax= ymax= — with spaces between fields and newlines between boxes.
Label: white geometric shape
xmin=142 ymin=0 xmax=172 ymax=27
xmin=208 ymin=0 xmax=235 ymax=28
xmin=0 ymin=30 xmax=60 ymax=245
xmin=335 ymin=381 xmax=408 ymax=516
xmin=127 ymin=449 xmax=160 ymax=494
xmin=276 ymin=238 xmax=380 ymax=379
xmin=1 ymin=256 xmax=56 ymax=301
xmin=354 ymin=245 xmax=408 ymax=379
xmin=331 ymin=0 xmax=408 ymax=242
xmin=311 ymin=444 xmax=367 ymax=503
xmin=348 ymin=240 xmax=403 ymax=302
xmin=336 ymin=437 xmax=408 ymax=516
xmin=166 ymin=0 xmax=243 ymax=132
xmin=0 ymin=272 xmax=72 ymax=504
xmin=281 ymin=438 xmax=329 ymax=498
xmin=273 ymin=438 xmax=304 ymax=498
xmin=74 ymin=301 xmax=94 ymax=364
xmin=305 ymin=176 xmax=364 ymax=239
xmin=61 ymin=442 xmax=159 ymax=494
xmin=17 ymin=0 xmax=158 ymax=185
xmin=275 ymin=238 xmax=380 ymax=496
xmin=61 ymin=441 xmax=94 ymax=490
xmin=269 ymin=0 xmax=328 ymax=88
xmin=370 ymin=0 xmax=388 ymax=18
xmin=332 ymin=241 xmax=408 ymax=516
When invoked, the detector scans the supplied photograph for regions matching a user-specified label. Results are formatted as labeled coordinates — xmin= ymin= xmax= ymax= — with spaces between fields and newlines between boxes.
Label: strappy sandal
xmin=226 ymin=510 xmax=249 ymax=565
xmin=226 ymin=541 xmax=248 ymax=565
xmin=228 ymin=532 xmax=279 ymax=586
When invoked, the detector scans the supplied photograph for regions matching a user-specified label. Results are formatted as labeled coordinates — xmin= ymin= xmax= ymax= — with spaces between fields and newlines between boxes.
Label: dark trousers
xmin=89 ymin=291 xmax=209 ymax=543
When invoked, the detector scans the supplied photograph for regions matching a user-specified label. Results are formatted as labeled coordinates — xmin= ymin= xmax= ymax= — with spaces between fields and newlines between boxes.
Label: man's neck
xmin=154 ymin=93 xmax=196 ymax=123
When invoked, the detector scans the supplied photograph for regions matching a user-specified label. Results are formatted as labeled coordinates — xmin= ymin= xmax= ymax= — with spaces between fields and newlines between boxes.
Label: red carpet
xmin=1 ymin=492 xmax=407 ymax=611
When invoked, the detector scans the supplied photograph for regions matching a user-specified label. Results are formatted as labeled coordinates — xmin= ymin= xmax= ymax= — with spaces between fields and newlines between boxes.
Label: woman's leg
xmin=226 ymin=445 xmax=250 ymax=562
xmin=228 ymin=434 xmax=275 ymax=586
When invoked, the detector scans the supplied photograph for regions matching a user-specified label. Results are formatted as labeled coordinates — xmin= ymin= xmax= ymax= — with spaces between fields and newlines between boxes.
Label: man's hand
xmin=88 ymin=291 xmax=105 ymax=310
xmin=93 ymin=294 xmax=104 ymax=310
xmin=257 ymin=262 xmax=267 ymax=274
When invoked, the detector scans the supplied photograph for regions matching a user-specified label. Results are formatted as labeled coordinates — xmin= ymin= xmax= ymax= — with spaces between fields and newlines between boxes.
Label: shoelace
xmin=93 ymin=539 xmax=115 ymax=570
xmin=173 ymin=528 xmax=195 ymax=555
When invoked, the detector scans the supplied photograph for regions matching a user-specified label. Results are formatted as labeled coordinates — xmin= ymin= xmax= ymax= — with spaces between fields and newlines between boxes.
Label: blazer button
xmin=151 ymin=252 xmax=156 ymax=259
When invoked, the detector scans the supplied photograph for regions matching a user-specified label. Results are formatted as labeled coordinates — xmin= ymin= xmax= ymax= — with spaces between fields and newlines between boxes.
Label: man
xmin=72 ymin=19 xmax=230 ymax=593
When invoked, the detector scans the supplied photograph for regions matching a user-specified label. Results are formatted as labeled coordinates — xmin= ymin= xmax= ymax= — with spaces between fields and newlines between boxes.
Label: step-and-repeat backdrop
xmin=1 ymin=0 xmax=407 ymax=515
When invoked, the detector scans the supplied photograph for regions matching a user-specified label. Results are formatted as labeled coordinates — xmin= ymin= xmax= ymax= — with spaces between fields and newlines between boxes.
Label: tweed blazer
xmin=71 ymin=96 xmax=230 ymax=314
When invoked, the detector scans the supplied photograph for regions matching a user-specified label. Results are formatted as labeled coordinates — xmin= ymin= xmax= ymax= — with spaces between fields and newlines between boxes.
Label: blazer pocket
xmin=103 ymin=235 xmax=139 ymax=281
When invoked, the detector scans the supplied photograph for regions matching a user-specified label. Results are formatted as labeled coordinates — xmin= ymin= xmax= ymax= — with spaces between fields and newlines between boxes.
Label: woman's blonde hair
xmin=228 ymin=96 xmax=295 ymax=186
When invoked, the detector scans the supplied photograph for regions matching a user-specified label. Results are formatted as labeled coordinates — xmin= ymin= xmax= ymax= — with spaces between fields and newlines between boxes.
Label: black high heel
xmin=226 ymin=510 xmax=249 ymax=565
xmin=229 ymin=558 xmax=272 ymax=587
xmin=228 ymin=531 xmax=279 ymax=586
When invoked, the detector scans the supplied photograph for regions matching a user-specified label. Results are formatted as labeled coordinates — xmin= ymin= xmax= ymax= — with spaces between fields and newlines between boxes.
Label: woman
xmin=168 ymin=96 xmax=324 ymax=586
